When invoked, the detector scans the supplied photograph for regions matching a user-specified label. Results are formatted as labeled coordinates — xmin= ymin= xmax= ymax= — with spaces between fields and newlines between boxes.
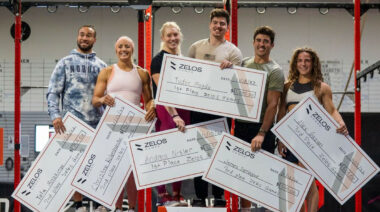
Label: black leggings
xmin=194 ymin=176 xmax=224 ymax=200
xmin=191 ymin=112 xmax=230 ymax=200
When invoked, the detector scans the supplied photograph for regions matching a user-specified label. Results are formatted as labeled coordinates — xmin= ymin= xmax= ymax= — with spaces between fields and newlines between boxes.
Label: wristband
xmin=172 ymin=114 xmax=179 ymax=119
xmin=258 ymin=127 xmax=267 ymax=135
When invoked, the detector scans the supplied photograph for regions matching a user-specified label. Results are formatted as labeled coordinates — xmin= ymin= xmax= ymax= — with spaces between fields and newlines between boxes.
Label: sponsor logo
xmin=135 ymin=144 xmax=143 ymax=151
xmin=26 ymin=168 xmax=43 ymax=190
xmin=226 ymin=141 xmax=255 ymax=159
xmin=76 ymin=178 xmax=87 ymax=184
xmin=170 ymin=61 xmax=176 ymax=70
xmin=170 ymin=60 xmax=202 ymax=73
xmin=137 ymin=138 xmax=168 ymax=151
xmin=225 ymin=141 xmax=231 ymax=151
xmin=21 ymin=190 xmax=31 ymax=196
xmin=81 ymin=154 xmax=96 ymax=177
xmin=307 ymin=104 xmax=331 ymax=131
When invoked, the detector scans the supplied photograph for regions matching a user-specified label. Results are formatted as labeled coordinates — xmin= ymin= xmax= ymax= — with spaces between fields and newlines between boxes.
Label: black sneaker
xmin=213 ymin=199 xmax=226 ymax=207
xmin=192 ymin=199 xmax=206 ymax=207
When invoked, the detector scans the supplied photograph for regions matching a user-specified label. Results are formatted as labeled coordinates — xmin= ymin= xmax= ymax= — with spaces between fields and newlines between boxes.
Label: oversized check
xmin=155 ymin=54 xmax=267 ymax=122
xmin=71 ymin=96 xmax=156 ymax=210
xmin=12 ymin=112 xmax=94 ymax=212
xmin=203 ymin=133 xmax=314 ymax=212
xmin=128 ymin=118 xmax=229 ymax=190
xmin=272 ymin=96 xmax=380 ymax=204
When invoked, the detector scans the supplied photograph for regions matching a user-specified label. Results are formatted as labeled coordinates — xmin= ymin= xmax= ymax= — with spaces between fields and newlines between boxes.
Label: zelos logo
xmin=226 ymin=140 xmax=255 ymax=159
xmin=178 ymin=64 xmax=202 ymax=72
xmin=233 ymin=146 xmax=255 ymax=159
xmin=225 ymin=141 xmax=232 ymax=150
xmin=135 ymin=144 xmax=143 ymax=151
xmin=143 ymin=138 xmax=168 ymax=150
xmin=170 ymin=60 xmax=202 ymax=73
xmin=81 ymin=154 xmax=96 ymax=177
xmin=26 ymin=168 xmax=43 ymax=190
xmin=307 ymin=104 xmax=331 ymax=131
xmin=170 ymin=61 xmax=176 ymax=70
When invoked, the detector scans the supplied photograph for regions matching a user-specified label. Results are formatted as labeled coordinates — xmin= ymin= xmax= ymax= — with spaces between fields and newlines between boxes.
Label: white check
xmin=128 ymin=118 xmax=229 ymax=190
xmin=155 ymin=54 xmax=267 ymax=122
xmin=71 ymin=96 xmax=156 ymax=210
xmin=203 ymin=133 xmax=314 ymax=212
xmin=271 ymin=96 xmax=380 ymax=204
xmin=12 ymin=112 xmax=95 ymax=212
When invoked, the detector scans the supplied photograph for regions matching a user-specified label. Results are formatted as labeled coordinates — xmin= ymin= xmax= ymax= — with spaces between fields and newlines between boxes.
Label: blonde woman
xmin=150 ymin=22 xmax=189 ymax=205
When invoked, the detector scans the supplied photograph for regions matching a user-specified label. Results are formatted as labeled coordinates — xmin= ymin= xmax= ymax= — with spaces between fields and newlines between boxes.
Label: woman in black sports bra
xmin=277 ymin=47 xmax=348 ymax=212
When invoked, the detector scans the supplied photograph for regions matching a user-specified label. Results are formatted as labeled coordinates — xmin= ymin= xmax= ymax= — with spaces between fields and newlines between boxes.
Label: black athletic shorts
xmin=234 ymin=121 xmax=276 ymax=154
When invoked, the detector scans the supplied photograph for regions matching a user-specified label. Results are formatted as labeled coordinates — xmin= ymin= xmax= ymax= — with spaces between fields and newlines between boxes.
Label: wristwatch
xmin=258 ymin=127 xmax=267 ymax=135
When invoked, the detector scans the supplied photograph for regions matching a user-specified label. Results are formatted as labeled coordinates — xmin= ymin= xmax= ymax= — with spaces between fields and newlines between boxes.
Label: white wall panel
xmin=0 ymin=6 xmax=379 ymax=112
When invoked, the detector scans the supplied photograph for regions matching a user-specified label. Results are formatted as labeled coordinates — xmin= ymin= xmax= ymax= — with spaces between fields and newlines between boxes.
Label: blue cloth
xmin=47 ymin=49 xmax=107 ymax=128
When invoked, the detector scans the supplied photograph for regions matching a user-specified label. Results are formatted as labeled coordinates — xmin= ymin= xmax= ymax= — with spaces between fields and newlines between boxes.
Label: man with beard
xmin=47 ymin=25 xmax=106 ymax=212
xmin=234 ymin=26 xmax=284 ymax=211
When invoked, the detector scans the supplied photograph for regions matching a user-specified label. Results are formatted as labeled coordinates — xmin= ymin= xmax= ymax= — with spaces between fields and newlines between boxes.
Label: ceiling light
xmin=256 ymin=7 xmax=266 ymax=14
xmin=194 ymin=7 xmax=204 ymax=14
xmin=78 ymin=5 xmax=89 ymax=13
xmin=287 ymin=7 xmax=297 ymax=15
xmin=111 ymin=6 xmax=121 ymax=13
xmin=47 ymin=5 xmax=57 ymax=13
xmin=319 ymin=8 xmax=329 ymax=15
xmin=171 ymin=7 xmax=182 ymax=14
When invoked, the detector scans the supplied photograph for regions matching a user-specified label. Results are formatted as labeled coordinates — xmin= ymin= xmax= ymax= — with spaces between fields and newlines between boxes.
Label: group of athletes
xmin=47 ymin=8 xmax=349 ymax=212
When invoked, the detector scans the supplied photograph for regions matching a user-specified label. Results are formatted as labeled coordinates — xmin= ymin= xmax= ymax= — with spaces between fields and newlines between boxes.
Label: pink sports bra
xmin=106 ymin=64 xmax=142 ymax=106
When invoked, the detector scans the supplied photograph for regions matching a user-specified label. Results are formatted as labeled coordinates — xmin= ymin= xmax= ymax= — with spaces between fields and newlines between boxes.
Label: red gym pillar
xmin=354 ymin=1 xmax=362 ymax=212
xmin=224 ymin=1 xmax=239 ymax=211
xmin=145 ymin=6 xmax=153 ymax=212
xmin=137 ymin=9 xmax=146 ymax=212
xmin=230 ymin=1 xmax=239 ymax=212
xmin=14 ymin=0 xmax=22 ymax=211
xmin=137 ymin=7 xmax=154 ymax=211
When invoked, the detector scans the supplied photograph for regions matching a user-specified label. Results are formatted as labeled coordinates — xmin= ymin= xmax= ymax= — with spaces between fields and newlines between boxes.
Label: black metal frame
xmin=356 ymin=60 xmax=380 ymax=87
xmin=1 ymin=1 xmax=380 ymax=15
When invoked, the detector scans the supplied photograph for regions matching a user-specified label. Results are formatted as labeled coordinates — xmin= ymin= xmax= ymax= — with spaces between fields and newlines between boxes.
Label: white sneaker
xmin=75 ymin=206 xmax=87 ymax=212
xmin=94 ymin=205 xmax=108 ymax=212
xmin=115 ymin=209 xmax=122 ymax=212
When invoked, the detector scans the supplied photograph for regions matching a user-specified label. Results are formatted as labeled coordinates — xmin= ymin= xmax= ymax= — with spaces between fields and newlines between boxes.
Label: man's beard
xmin=77 ymin=42 xmax=93 ymax=52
